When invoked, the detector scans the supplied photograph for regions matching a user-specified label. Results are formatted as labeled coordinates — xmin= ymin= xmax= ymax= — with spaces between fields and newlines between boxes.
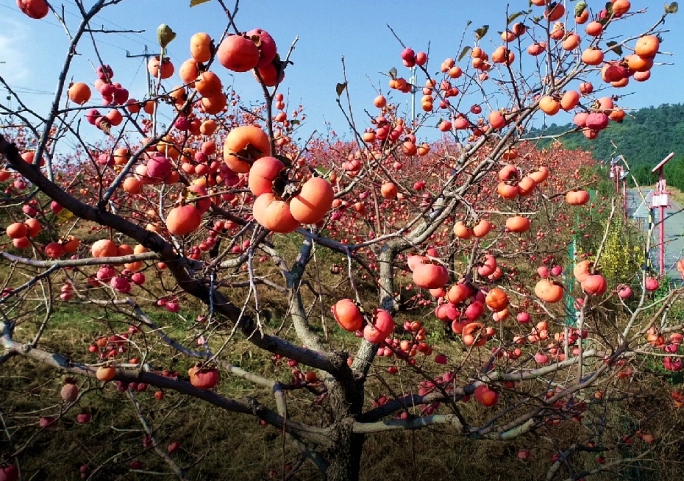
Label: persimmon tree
xmin=0 ymin=1 xmax=682 ymax=480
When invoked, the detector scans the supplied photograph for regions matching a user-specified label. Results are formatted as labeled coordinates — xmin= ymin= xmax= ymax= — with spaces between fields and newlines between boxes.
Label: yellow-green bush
xmin=583 ymin=216 xmax=645 ymax=286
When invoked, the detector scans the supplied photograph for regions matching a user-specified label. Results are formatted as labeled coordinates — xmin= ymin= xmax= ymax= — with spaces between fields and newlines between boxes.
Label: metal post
xmin=648 ymin=209 xmax=654 ymax=272
xmin=616 ymin=166 xmax=620 ymax=193
xmin=660 ymin=205 xmax=666 ymax=276
xmin=659 ymin=169 xmax=666 ymax=276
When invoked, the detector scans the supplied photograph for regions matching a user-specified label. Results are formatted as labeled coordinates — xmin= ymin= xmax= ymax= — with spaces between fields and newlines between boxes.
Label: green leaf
xmin=57 ymin=209 xmax=73 ymax=221
xmin=575 ymin=1 xmax=587 ymax=16
xmin=388 ymin=67 xmax=398 ymax=79
xmin=474 ymin=25 xmax=489 ymax=40
xmin=290 ymin=119 xmax=300 ymax=126
xmin=274 ymin=154 xmax=292 ymax=168
xmin=507 ymin=11 xmax=524 ymax=23
xmin=335 ymin=82 xmax=347 ymax=97
xmin=606 ymin=41 xmax=623 ymax=56
xmin=157 ymin=24 xmax=176 ymax=49
xmin=458 ymin=46 xmax=471 ymax=62
xmin=190 ymin=0 xmax=211 ymax=6
xmin=666 ymin=2 xmax=679 ymax=13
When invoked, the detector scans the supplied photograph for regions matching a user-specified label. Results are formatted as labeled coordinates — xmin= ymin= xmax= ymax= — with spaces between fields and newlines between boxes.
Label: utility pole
xmin=126 ymin=45 xmax=160 ymax=136
xmin=611 ymin=155 xmax=630 ymax=220
xmin=125 ymin=45 xmax=155 ymax=96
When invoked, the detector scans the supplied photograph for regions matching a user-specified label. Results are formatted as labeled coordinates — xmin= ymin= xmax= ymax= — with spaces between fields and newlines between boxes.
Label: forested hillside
xmin=529 ymin=103 xmax=684 ymax=188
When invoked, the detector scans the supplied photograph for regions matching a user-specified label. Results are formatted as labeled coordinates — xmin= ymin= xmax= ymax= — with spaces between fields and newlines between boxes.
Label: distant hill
xmin=527 ymin=103 xmax=684 ymax=188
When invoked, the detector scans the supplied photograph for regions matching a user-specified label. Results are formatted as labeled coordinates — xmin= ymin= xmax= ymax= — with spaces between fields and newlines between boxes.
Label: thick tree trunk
xmin=327 ymin=241 xmax=396 ymax=481
xmin=326 ymin=420 xmax=365 ymax=481
xmin=325 ymin=376 xmax=365 ymax=481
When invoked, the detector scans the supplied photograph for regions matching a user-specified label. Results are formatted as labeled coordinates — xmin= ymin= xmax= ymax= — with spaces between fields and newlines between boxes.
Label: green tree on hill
xmin=528 ymin=103 xmax=684 ymax=187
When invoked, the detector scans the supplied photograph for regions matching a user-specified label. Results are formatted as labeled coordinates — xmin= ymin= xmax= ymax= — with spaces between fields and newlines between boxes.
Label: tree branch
xmin=0 ymin=323 xmax=332 ymax=446
xmin=0 ymin=134 xmax=342 ymax=376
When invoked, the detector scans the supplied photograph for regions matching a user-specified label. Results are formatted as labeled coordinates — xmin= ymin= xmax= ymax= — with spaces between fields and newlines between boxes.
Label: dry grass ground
xmin=4 ymin=296 xmax=684 ymax=480
xmin=3 ymin=182 xmax=684 ymax=480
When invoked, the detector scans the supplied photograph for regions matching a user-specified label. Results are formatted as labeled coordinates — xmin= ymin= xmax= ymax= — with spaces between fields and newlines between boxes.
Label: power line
xmin=62 ymin=0 xmax=153 ymax=47
xmin=0 ymin=2 xmax=131 ymax=53
xmin=5 ymin=87 xmax=53 ymax=95
xmin=59 ymin=0 xmax=184 ymax=65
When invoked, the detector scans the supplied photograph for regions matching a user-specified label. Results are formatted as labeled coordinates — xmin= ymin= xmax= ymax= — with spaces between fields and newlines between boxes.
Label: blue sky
xmin=1 ymin=0 xmax=682 ymax=143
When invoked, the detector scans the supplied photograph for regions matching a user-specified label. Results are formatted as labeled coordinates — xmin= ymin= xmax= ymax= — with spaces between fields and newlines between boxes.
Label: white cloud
xmin=0 ymin=17 xmax=31 ymax=84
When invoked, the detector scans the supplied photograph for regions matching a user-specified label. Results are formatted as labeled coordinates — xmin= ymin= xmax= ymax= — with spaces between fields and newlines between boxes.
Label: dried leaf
xmin=666 ymin=2 xmax=679 ymax=13
xmin=388 ymin=67 xmax=398 ymax=79
xmin=335 ymin=82 xmax=347 ymax=97
xmin=606 ymin=41 xmax=623 ymax=56
xmin=97 ymin=118 xmax=111 ymax=135
xmin=190 ymin=0 xmax=211 ymax=6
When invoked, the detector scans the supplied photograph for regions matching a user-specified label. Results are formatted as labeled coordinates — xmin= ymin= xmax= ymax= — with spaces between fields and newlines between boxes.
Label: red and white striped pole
xmin=651 ymin=153 xmax=675 ymax=277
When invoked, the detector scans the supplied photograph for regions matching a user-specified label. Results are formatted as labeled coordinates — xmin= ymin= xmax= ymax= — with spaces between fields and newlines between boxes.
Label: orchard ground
xmin=2 ymin=169 xmax=684 ymax=480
